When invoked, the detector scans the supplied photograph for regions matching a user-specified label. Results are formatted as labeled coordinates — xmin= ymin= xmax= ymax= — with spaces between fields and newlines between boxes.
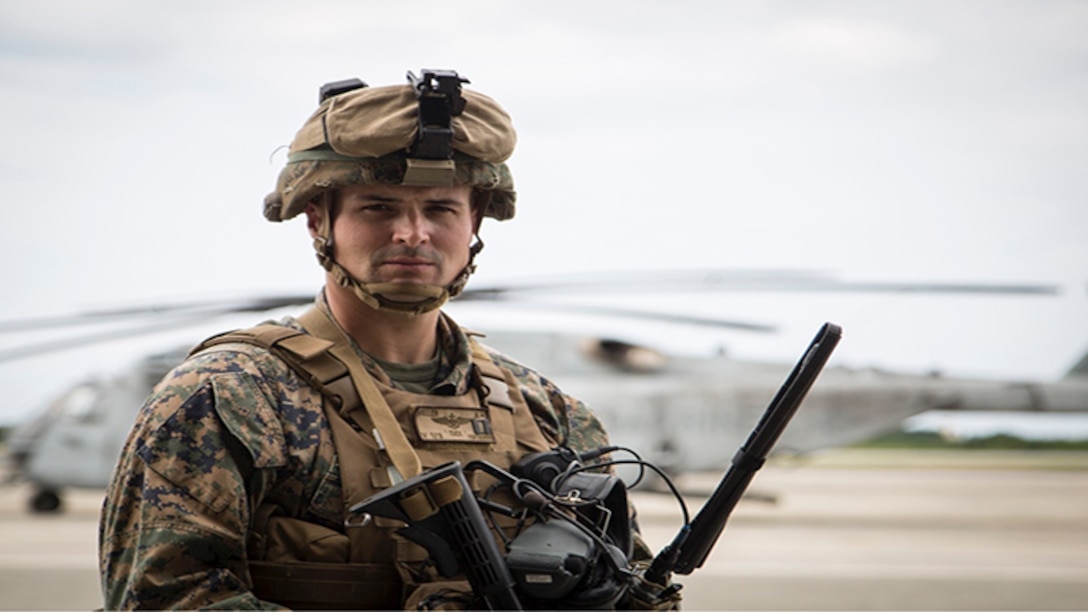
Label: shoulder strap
xmin=467 ymin=338 xmax=516 ymax=411
xmin=468 ymin=336 xmax=557 ymax=451
xmin=193 ymin=325 xmax=362 ymax=415
xmin=297 ymin=307 xmax=423 ymax=480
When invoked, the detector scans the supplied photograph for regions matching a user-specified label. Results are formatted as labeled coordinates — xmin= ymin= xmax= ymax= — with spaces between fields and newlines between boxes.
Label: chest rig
xmin=193 ymin=307 xmax=555 ymax=609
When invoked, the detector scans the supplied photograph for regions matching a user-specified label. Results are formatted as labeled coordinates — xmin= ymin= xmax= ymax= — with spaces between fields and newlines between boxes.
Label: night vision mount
xmin=406 ymin=69 xmax=469 ymax=160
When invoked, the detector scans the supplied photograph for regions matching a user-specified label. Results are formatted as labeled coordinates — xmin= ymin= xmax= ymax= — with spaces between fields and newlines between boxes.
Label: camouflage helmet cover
xmin=264 ymin=78 xmax=517 ymax=222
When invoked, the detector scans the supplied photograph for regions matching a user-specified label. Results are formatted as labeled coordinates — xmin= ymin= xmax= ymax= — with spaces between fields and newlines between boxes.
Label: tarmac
xmin=1 ymin=448 xmax=1086 ymax=610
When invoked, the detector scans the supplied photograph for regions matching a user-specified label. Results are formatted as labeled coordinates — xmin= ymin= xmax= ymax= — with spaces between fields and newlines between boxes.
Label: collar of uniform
xmin=430 ymin=312 xmax=473 ymax=396
xmin=299 ymin=291 xmax=473 ymax=396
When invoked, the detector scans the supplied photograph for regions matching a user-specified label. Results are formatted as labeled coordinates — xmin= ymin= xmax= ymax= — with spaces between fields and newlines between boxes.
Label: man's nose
xmin=391 ymin=211 xmax=429 ymax=245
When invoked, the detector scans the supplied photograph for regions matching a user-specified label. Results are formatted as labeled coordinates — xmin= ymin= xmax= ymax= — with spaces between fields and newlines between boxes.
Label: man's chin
xmin=370 ymin=280 xmax=446 ymax=302
xmin=382 ymin=293 xmax=431 ymax=304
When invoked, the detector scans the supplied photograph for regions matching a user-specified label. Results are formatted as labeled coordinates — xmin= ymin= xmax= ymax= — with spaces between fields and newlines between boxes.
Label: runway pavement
xmin=1 ymin=449 xmax=1085 ymax=610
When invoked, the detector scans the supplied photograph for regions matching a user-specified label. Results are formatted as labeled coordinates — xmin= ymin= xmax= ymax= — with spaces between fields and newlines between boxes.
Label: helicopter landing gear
xmin=29 ymin=488 xmax=63 ymax=513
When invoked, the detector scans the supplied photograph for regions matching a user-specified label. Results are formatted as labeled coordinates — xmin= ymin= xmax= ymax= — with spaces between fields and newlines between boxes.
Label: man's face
xmin=310 ymin=183 xmax=477 ymax=293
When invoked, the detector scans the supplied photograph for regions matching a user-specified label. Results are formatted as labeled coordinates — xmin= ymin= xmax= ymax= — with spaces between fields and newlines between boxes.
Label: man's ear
xmin=305 ymin=201 xmax=324 ymax=239
xmin=471 ymin=191 xmax=488 ymax=233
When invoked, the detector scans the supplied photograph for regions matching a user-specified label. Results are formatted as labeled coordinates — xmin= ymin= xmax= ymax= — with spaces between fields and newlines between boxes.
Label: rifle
xmin=643 ymin=321 xmax=842 ymax=587
xmin=346 ymin=461 xmax=523 ymax=610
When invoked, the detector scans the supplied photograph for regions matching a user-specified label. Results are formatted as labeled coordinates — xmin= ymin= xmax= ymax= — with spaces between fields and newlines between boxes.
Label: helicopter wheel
xmin=29 ymin=488 xmax=63 ymax=514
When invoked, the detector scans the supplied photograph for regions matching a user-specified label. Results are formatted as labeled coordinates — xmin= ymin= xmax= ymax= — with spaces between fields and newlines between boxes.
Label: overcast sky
xmin=1 ymin=0 xmax=1086 ymax=424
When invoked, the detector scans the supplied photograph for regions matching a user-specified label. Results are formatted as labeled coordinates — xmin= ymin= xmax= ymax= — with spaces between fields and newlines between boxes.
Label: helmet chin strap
xmin=312 ymin=197 xmax=484 ymax=316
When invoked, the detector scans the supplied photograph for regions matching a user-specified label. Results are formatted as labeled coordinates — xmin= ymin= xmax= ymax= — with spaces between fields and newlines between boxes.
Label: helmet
xmin=264 ymin=70 xmax=517 ymax=314
xmin=264 ymin=70 xmax=517 ymax=223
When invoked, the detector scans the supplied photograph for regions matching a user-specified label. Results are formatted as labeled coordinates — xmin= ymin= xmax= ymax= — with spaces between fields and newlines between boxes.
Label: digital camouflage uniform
xmin=99 ymin=72 xmax=668 ymax=610
xmin=98 ymin=300 xmax=641 ymax=609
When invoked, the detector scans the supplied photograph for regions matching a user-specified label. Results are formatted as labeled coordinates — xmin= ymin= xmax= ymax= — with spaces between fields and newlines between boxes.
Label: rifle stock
xmin=347 ymin=461 xmax=523 ymax=610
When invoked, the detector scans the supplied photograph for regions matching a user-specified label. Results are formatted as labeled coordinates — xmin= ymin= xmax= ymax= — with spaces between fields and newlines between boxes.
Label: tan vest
xmin=195 ymin=312 xmax=555 ymax=609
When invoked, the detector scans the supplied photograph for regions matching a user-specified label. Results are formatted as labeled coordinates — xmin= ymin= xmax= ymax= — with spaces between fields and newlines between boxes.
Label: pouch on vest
xmin=247 ymin=507 xmax=402 ymax=609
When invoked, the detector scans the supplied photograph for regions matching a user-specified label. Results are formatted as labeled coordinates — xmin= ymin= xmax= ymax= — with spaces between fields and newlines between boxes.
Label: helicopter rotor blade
xmin=458 ymin=269 xmax=1061 ymax=299
xmin=0 ymin=286 xmax=776 ymax=363
xmin=0 ymin=295 xmax=315 ymax=335
xmin=0 ymin=313 xmax=232 ymax=363
xmin=0 ymin=269 xmax=1060 ymax=350
xmin=0 ymin=296 xmax=316 ymax=362
xmin=456 ymin=300 xmax=776 ymax=332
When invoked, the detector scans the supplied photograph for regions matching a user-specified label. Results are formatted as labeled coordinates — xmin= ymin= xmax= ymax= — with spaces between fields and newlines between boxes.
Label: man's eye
xmin=360 ymin=203 xmax=392 ymax=213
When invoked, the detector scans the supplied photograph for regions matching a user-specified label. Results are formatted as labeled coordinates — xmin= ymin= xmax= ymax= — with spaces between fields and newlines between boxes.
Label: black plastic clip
xmin=405 ymin=69 xmax=469 ymax=159
xmin=318 ymin=78 xmax=367 ymax=103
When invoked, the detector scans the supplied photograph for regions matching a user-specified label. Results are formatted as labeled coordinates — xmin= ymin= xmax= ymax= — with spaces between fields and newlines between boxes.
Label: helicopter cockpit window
xmin=581 ymin=338 xmax=668 ymax=373
xmin=58 ymin=384 xmax=101 ymax=423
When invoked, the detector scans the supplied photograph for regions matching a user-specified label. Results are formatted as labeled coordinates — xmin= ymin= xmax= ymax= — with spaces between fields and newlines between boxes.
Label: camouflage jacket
xmin=98 ymin=306 xmax=634 ymax=610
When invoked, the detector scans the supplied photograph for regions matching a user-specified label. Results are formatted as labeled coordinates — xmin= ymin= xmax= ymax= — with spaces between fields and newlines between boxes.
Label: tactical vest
xmin=193 ymin=308 xmax=556 ymax=609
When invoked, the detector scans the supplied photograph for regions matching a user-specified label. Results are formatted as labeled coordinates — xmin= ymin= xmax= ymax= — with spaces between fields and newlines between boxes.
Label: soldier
xmin=98 ymin=70 xmax=676 ymax=609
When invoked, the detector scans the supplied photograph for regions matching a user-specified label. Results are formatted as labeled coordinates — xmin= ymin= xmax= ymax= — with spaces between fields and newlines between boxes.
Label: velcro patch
xmin=414 ymin=407 xmax=494 ymax=444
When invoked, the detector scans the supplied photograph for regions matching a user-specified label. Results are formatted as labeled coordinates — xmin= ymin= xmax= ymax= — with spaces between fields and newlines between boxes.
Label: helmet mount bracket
xmin=402 ymin=70 xmax=468 ymax=186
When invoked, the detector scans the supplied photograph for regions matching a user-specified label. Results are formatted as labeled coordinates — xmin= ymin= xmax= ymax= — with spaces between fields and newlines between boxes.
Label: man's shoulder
xmin=188 ymin=317 xmax=306 ymax=362
xmin=135 ymin=317 xmax=319 ymax=455
xmin=192 ymin=316 xmax=306 ymax=352
xmin=153 ymin=318 xmax=308 ymax=395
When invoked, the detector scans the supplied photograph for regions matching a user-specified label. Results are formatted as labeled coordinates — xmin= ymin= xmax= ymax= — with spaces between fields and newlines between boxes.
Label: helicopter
xmin=2 ymin=270 xmax=1083 ymax=513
